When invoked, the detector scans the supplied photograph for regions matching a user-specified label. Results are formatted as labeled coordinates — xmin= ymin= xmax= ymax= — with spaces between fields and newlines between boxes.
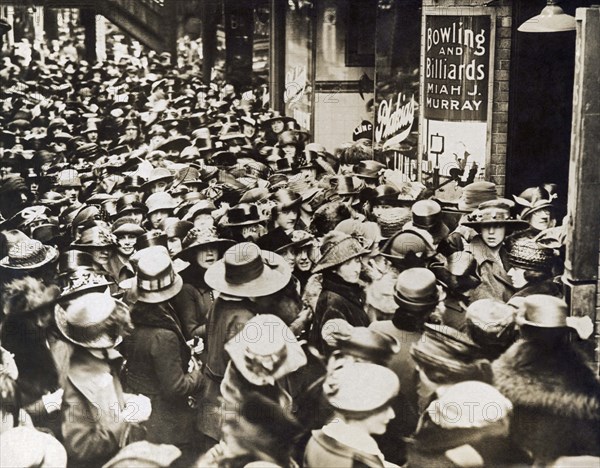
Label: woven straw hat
xmin=0 ymin=230 xmax=59 ymax=271
xmin=205 ymin=242 xmax=291 ymax=297
xmin=312 ymin=231 xmax=368 ymax=274
xmin=506 ymin=235 xmax=557 ymax=272
xmin=55 ymin=292 xmax=129 ymax=349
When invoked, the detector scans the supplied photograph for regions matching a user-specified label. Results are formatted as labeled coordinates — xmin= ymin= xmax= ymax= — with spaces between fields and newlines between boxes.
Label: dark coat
xmin=197 ymin=295 xmax=256 ymax=441
xmin=0 ymin=318 xmax=71 ymax=437
xmin=61 ymin=348 xmax=129 ymax=467
xmin=406 ymin=412 xmax=530 ymax=468
xmin=171 ymin=281 xmax=208 ymax=341
xmin=493 ymin=338 xmax=600 ymax=462
xmin=122 ymin=301 xmax=204 ymax=448
xmin=309 ymin=271 xmax=370 ymax=353
xmin=467 ymin=237 xmax=514 ymax=303
xmin=179 ymin=263 xmax=214 ymax=340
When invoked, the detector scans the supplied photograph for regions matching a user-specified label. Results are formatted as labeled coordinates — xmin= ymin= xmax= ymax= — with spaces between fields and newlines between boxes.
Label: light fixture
xmin=518 ymin=0 xmax=576 ymax=33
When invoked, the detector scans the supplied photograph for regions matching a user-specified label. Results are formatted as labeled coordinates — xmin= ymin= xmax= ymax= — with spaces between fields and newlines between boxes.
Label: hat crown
xmin=386 ymin=229 xmax=435 ymax=258
xmin=136 ymin=247 xmax=178 ymax=294
xmin=223 ymin=242 xmax=266 ymax=285
xmin=145 ymin=192 xmax=176 ymax=212
xmin=323 ymin=362 xmax=399 ymax=412
xmin=67 ymin=292 xmax=115 ymax=326
xmin=518 ymin=294 xmax=568 ymax=328
xmin=58 ymin=249 xmax=95 ymax=275
xmin=411 ymin=200 xmax=441 ymax=229
xmin=395 ymin=267 xmax=438 ymax=303
xmin=226 ymin=203 xmax=262 ymax=224
xmin=135 ymin=230 xmax=168 ymax=250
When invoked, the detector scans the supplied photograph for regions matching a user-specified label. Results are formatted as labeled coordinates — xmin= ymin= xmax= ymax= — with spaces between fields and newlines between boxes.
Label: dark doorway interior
xmin=506 ymin=0 xmax=593 ymax=219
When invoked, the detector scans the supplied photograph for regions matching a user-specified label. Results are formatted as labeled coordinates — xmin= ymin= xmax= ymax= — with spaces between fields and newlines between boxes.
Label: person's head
xmin=194 ymin=245 xmax=220 ymax=269
xmin=271 ymin=189 xmax=302 ymax=232
xmin=334 ymin=256 xmax=362 ymax=283
xmin=506 ymin=236 xmax=557 ymax=288
xmin=528 ymin=208 xmax=555 ymax=231
xmin=313 ymin=231 xmax=366 ymax=280
xmin=177 ymin=227 xmax=233 ymax=270
xmin=324 ymin=362 xmax=399 ymax=435
xmin=72 ymin=227 xmax=114 ymax=267
xmin=295 ymin=243 xmax=315 ymax=272
xmin=148 ymin=209 xmax=169 ymax=228
xmin=145 ymin=192 xmax=176 ymax=228
xmin=111 ymin=217 xmax=145 ymax=258
xmin=463 ymin=199 xmax=528 ymax=249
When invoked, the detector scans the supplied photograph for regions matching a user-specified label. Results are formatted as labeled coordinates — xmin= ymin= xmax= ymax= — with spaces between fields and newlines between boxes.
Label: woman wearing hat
xmin=219 ymin=203 xmax=269 ymax=242
xmin=513 ymin=184 xmax=557 ymax=233
xmin=304 ymin=362 xmax=399 ymax=468
xmin=369 ymin=268 xmax=444 ymax=414
xmin=198 ymin=242 xmax=291 ymax=445
xmin=219 ymin=315 xmax=307 ymax=445
xmin=71 ymin=225 xmax=117 ymax=283
xmin=57 ymin=293 xmax=151 ymax=467
xmin=460 ymin=199 xmax=529 ymax=303
xmin=270 ymin=188 xmax=302 ymax=234
xmin=106 ymin=217 xmax=146 ymax=284
xmin=176 ymin=227 xmax=234 ymax=340
xmin=493 ymin=295 xmax=600 ymax=463
xmin=122 ymin=248 xmax=204 ymax=458
xmin=406 ymin=381 xmax=529 ymax=467
xmin=144 ymin=192 xmax=177 ymax=230
xmin=309 ymin=231 xmax=370 ymax=354
xmin=505 ymin=234 xmax=563 ymax=299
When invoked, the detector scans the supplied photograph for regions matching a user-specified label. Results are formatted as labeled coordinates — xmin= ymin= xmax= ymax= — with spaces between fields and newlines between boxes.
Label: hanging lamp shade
xmin=518 ymin=1 xmax=576 ymax=32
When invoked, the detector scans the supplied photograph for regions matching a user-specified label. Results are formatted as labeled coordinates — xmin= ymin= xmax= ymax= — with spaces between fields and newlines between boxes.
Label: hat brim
xmin=112 ymin=226 xmax=146 ymax=236
xmin=176 ymin=238 xmax=235 ymax=261
xmin=462 ymin=219 xmax=529 ymax=230
xmin=58 ymin=281 xmax=114 ymax=303
xmin=0 ymin=245 xmax=59 ymax=271
xmin=55 ymin=301 xmax=124 ymax=349
xmin=131 ymin=273 xmax=183 ymax=304
xmin=219 ymin=216 xmax=269 ymax=228
xmin=394 ymin=285 xmax=446 ymax=311
xmin=205 ymin=253 xmax=291 ymax=297
xmin=140 ymin=176 xmax=174 ymax=191
xmin=312 ymin=247 xmax=369 ymax=274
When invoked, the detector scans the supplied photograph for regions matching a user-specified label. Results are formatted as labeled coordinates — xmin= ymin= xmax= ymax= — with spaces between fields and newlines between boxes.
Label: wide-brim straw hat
xmin=58 ymin=273 xmax=114 ymax=303
xmin=312 ymin=232 xmax=369 ymax=274
xmin=0 ymin=230 xmax=59 ymax=271
xmin=55 ymin=292 xmax=128 ymax=349
xmin=205 ymin=242 xmax=291 ymax=297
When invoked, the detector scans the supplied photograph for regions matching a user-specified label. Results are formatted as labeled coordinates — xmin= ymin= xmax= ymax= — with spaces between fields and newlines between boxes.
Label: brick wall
xmin=423 ymin=0 xmax=512 ymax=196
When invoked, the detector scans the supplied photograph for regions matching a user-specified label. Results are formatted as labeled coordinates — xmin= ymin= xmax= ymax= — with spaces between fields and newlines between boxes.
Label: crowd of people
xmin=1 ymin=30 xmax=600 ymax=468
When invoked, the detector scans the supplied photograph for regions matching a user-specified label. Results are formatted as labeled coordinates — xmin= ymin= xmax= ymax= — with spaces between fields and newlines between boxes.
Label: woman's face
xmin=90 ymin=247 xmax=110 ymax=266
xmin=271 ymin=120 xmax=284 ymax=134
xmin=195 ymin=246 xmax=220 ymax=269
xmin=167 ymin=237 xmax=183 ymax=257
xmin=335 ymin=256 xmax=362 ymax=283
xmin=281 ymin=144 xmax=296 ymax=158
xmin=361 ymin=405 xmax=395 ymax=435
xmin=295 ymin=246 xmax=313 ymax=272
xmin=280 ymin=247 xmax=296 ymax=269
xmin=149 ymin=210 xmax=169 ymax=228
xmin=193 ymin=213 xmax=215 ymax=230
xmin=480 ymin=224 xmax=506 ymax=249
xmin=275 ymin=208 xmax=298 ymax=232
xmin=116 ymin=233 xmax=137 ymax=257
xmin=529 ymin=209 xmax=555 ymax=231
xmin=86 ymin=131 xmax=98 ymax=143
xmin=149 ymin=180 xmax=169 ymax=194
xmin=507 ymin=267 xmax=528 ymax=289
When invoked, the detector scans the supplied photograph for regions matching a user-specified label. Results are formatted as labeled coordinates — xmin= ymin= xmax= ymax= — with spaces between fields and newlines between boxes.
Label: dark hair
xmin=523 ymin=269 xmax=553 ymax=283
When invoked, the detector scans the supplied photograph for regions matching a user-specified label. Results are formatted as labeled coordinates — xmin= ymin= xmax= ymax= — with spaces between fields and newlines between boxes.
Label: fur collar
xmin=492 ymin=339 xmax=600 ymax=421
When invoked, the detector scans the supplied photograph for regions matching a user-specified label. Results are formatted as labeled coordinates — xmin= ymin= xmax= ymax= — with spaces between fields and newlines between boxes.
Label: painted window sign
xmin=375 ymin=93 xmax=415 ymax=147
xmin=424 ymin=15 xmax=491 ymax=121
